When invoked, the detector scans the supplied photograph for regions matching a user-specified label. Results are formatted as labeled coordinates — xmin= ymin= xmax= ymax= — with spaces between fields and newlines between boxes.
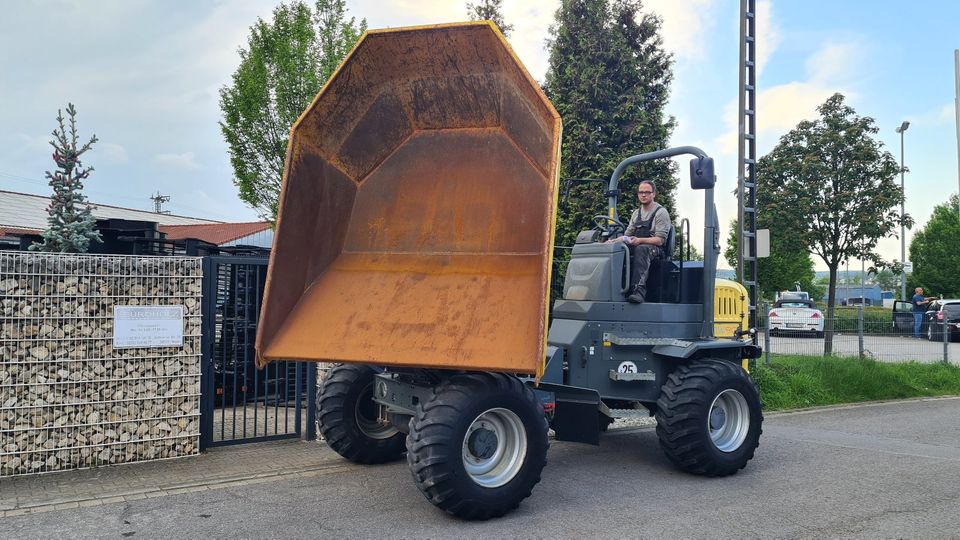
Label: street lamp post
xmin=896 ymin=120 xmax=910 ymax=301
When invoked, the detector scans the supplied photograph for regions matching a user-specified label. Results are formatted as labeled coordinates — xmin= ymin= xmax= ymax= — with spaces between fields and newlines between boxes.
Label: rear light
xmin=769 ymin=311 xmax=780 ymax=318
xmin=810 ymin=312 xmax=821 ymax=319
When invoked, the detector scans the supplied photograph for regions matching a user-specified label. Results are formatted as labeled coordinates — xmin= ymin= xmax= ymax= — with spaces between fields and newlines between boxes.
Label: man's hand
xmin=606 ymin=235 xmax=635 ymax=245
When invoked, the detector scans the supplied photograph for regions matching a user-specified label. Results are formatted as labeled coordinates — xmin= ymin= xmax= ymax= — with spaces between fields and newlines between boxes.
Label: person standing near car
xmin=912 ymin=287 xmax=935 ymax=338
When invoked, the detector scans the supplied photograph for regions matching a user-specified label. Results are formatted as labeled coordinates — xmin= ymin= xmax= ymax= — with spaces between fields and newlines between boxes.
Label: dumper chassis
xmin=316 ymin=147 xmax=764 ymax=520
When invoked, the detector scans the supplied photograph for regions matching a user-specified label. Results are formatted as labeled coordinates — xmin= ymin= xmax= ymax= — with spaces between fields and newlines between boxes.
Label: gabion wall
xmin=0 ymin=253 xmax=202 ymax=476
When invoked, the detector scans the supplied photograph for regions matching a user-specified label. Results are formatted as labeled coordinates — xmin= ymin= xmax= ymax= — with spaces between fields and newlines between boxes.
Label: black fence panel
xmin=200 ymin=256 xmax=315 ymax=449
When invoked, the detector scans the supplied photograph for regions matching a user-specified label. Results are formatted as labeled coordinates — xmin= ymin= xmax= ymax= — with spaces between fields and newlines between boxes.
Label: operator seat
xmin=644 ymin=225 xmax=678 ymax=303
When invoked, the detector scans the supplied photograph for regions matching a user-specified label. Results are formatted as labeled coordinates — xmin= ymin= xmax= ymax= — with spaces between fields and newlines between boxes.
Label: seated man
xmin=610 ymin=180 xmax=671 ymax=304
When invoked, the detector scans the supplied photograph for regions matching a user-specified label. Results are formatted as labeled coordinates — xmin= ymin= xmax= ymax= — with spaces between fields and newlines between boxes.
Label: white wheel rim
xmin=708 ymin=389 xmax=750 ymax=453
xmin=461 ymin=408 xmax=527 ymax=488
xmin=355 ymin=382 xmax=399 ymax=440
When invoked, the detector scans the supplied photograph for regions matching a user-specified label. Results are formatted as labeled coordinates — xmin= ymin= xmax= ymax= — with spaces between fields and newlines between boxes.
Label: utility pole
xmin=150 ymin=192 xmax=171 ymax=214
xmin=955 ymin=49 xmax=960 ymax=219
xmin=737 ymin=0 xmax=759 ymax=331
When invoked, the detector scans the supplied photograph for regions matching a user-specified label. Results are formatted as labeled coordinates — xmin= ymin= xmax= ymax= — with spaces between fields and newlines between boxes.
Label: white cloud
xmin=715 ymin=40 xmax=864 ymax=157
xmin=909 ymin=103 xmax=955 ymax=128
xmin=154 ymin=152 xmax=200 ymax=170
xmin=805 ymin=41 xmax=862 ymax=84
xmin=644 ymin=0 xmax=717 ymax=62
xmin=97 ymin=143 xmax=129 ymax=163
xmin=755 ymin=0 xmax=781 ymax=77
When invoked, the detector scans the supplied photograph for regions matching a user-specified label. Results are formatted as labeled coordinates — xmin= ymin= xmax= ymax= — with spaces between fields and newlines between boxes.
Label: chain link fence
xmin=759 ymin=304 xmax=958 ymax=364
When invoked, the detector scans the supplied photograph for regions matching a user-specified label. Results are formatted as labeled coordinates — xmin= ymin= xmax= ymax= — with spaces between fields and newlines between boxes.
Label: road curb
xmin=0 ymin=459 xmax=358 ymax=518
xmin=603 ymin=395 xmax=960 ymax=435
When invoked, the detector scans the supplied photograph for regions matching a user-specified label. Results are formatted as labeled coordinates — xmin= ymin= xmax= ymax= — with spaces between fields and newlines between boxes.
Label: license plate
xmin=786 ymin=323 xmax=803 ymax=328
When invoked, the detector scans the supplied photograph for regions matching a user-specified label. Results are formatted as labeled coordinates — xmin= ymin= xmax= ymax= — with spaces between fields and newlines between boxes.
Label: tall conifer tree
xmin=31 ymin=103 xmax=102 ymax=253
xmin=545 ymin=0 xmax=677 ymax=252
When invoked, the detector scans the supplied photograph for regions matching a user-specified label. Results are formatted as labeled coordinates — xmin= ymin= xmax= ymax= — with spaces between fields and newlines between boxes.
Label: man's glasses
xmin=637 ymin=191 xmax=653 ymax=195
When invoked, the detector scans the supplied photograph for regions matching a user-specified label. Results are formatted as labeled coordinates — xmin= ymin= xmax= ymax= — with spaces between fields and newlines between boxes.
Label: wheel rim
xmin=355 ymin=382 xmax=399 ymax=440
xmin=461 ymin=408 xmax=527 ymax=488
xmin=708 ymin=389 xmax=750 ymax=453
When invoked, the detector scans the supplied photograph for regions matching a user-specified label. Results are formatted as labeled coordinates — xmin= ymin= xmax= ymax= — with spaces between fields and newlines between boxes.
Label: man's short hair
xmin=639 ymin=180 xmax=657 ymax=194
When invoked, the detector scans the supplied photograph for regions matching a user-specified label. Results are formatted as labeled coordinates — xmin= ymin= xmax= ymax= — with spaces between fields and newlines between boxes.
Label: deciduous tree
xmin=757 ymin=93 xmax=907 ymax=353
xmin=725 ymin=218 xmax=818 ymax=301
xmin=219 ymin=0 xmax=365 ymax=221
xmin=466 ymin=0 xmax=513 ymax=36
xmin=909 ymin=194 xmax=960 ymax=297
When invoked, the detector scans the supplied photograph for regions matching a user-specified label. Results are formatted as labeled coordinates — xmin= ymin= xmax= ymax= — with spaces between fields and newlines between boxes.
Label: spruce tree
xmin=467 ymin=0 xmax=513 ymax=36
xmin=31 ymin=103 xmax=102 ymax=253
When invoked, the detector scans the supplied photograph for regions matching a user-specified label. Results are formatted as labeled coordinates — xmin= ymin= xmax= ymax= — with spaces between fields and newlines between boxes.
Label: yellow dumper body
xmin=255 ymin=22 xmax=562 ymax=376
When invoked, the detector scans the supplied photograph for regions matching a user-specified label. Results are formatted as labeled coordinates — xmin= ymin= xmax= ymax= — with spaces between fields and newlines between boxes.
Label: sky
xmin=2 ymin=0 xmax=958 ymax=270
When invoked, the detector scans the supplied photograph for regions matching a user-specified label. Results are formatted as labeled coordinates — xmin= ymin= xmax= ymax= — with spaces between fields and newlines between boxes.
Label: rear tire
xmin=927 ymin=324 xmax=936 ymax=341
xmin=318 ymin=364 xmax=406 ymax=464
xmin=406 ymin=372 xmax=548 ymax=520
xmin=655 ymin=358 xmax=763 ymax=477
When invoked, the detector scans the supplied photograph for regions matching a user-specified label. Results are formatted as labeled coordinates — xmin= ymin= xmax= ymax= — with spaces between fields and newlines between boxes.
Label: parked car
xmin=841 ymin=297 xmax=872 ymax=307
xmin=768 ymin=298 xmax=824 ymax=337
xmin=922 ymin=299 xmax=960 ymax=342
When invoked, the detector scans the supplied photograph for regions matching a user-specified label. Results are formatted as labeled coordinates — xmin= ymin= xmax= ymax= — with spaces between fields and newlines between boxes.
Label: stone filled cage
xmin=1 ymin=253 xmax=202 ymax=476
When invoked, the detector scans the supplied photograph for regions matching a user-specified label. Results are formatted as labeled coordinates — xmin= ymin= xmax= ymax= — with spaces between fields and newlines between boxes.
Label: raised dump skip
xmin=255 ymin=22 xmax=562 ymax=375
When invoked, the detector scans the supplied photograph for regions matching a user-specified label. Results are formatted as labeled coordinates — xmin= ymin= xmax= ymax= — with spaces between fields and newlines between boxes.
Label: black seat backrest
xmin=663 ymin=224 xmax=676 ymax=261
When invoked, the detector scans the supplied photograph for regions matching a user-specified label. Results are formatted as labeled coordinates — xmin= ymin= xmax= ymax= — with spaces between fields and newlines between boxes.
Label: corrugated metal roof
xmin=0 ymin=190 xmax=221 ymax=230
xmin=159 ymin=222 xmax=272 ymax=245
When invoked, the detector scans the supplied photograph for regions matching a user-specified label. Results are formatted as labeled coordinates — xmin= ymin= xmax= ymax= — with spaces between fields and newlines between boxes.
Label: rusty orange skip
xmin=255 ymin=22 xmax=562 ymax=377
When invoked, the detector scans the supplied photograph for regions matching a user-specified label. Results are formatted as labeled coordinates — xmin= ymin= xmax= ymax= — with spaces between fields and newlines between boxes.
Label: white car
xmin=768 ymin=298 xmax=824 ymax=338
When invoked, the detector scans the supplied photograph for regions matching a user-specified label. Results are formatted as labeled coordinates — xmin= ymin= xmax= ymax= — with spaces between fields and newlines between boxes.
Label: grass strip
xmin=752 ymin=355 xmax=960 ymax=411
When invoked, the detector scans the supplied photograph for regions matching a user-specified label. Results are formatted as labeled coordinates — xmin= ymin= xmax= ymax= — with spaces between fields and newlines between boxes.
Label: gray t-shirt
xmin=624 ymin=203 xmax=671 ymax=243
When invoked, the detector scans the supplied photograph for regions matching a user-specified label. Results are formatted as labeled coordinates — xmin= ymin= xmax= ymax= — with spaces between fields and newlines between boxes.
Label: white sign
xmin=757 ymin=229 xmax=770 ymax=258
xmin=742 ymin=229 xmax=771 ymax=258
xmin=113 ymin=306 xmax=184 ymax=349
xmin=903 ymin=261 xmax=913 ymax=273
xmin=617 ymin=361 xmax=638 ymax=374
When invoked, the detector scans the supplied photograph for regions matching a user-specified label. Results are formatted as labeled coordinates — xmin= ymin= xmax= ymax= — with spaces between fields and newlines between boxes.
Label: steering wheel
xmin=592 ymin=215 xmax=626 ymax=235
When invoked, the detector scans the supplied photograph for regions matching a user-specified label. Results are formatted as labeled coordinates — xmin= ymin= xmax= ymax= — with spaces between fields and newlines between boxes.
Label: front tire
xmin=406 ymin=373 xmax=549 ymax=520
xmin=655 ymin=358 xmax=763 ymax=477
xmin=317 ymin=364 xmax=406 ymax=464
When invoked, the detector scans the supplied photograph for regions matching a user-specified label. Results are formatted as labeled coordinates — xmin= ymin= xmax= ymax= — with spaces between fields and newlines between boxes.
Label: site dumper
xmin=256 ymin=22 xmax=763 ymax=520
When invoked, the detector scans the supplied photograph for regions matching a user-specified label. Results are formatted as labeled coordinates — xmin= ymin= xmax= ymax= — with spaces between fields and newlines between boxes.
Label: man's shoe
xmin=627 ymin=292 xmax=645 ymax=304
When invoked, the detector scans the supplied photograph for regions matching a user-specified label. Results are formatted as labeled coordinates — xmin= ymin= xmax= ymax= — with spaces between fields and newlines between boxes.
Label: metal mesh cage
xmin=1 ymin=253 xmax=202 ymax=476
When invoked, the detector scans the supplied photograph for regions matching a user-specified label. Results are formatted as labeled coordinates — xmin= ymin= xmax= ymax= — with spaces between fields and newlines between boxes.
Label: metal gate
xmin=200 ymin=256 xmax=315 ymax=449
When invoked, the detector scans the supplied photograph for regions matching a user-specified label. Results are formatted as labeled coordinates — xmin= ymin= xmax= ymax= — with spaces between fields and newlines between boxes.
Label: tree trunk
xmin=824 ymin=265 xmax=838 ymax=355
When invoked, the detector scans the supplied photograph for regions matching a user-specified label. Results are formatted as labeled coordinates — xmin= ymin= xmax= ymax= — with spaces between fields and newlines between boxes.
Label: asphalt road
xmin=761 ymin=331 xmax=959 ymax=363
xmin=3 ymin=398 xmax=959 ymax=538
